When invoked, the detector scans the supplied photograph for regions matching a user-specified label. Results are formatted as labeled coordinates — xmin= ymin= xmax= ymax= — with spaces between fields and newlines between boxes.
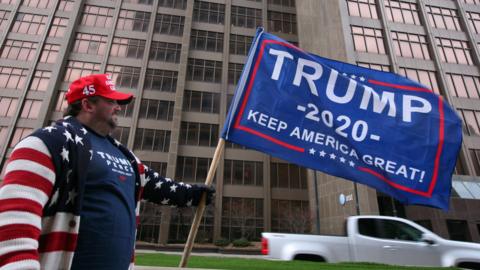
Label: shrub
xmin=214 ymin=238 xmax=230 ymax=247
xmin=232 ymin=238 xmax=250 ymax=247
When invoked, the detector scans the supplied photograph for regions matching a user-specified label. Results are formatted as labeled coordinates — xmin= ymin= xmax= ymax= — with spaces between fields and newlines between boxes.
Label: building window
xmin=268 ymin=0 xmax=294 ymax=7
xmin=73 ymin=33 xmax=108 ymax=55
xmin=446 ymin=220 xmax=471 ymax=241
xmin=351 ymin=26 xmax=385 ymax=54
xmin=159 ymin=0 xmax=186 ymax=9
xmin=137 ymin=202 xmax=163 ymax=243
xmin=169 ymin=205 xmax=214 ymax=242
xmin=54 ymin=91 xmax=67 ymax=112
xmin=230 ymin=34 xmax=253 ymax=55
xmin=0 ymin=0 xmax=17 ymax=4
xmin=124 ymin=0 xmax=153 ymax=5
xmin=193 ymin=1 xmax=225 ymax=25
xmin=0 ymin=128 xmax=8 ymax=149
xmin=142 ymin=161 xmax=167 ymax=176
xmin=271 ymin=200 xmax=310 ymax=233
xmin=0 ymin=67 xmax=28 ymax=90
xmin=183 ymin=90 xmax=220 ymax=114
xmin=0 ymin=10 xmax=10 ymax=32
xmin=20 ymin=99 xmax=42 ymax=119
xmin=12 ymin=13 xmax=48 ymax=35
xmin=347 ymin=0 xmax=378 ymax=19
xmin=10 ymin=127 xmax=33 ymax=147
xmin=356 ymin=62 xmax=390 ymax=71
xmin=63 ymin=61 xmax=101 ymax=82
xmin=138 ymin=99 xmax=174 ymax=121
xmin=117 ymin=10 xmax=150 ymax=32
xmin=154 ymin=14 xmax=184 ymax=36
xmin=58 ymin=0 xmax=74 ymax=11
xmin=105 ymin=65 xmax=141 ymax=89
xmin=22 ymin=0 xmax=54 ymax=8
xmin=39 ymin=44 xmax=59 ymax=64
xmin=144 ymin=69 xmax=177 ymax=92
xmin=0 ymin=40 xmax=38 ymax=61
xmin=228 ymin=63 xmax=244 ymax=85
xmin=446 ymin=73 xmax=480 ymax=99
xmin=221 ymin=197 xmax=263 ymax=241
xmin=149 ymin=41 xmax=181 ymax=63
xmin=111 ymin=126 xmax=130 ymax=145
xmin=175 ymin=156 xmax=213 ymax=183
xmin=133 ymin=128 xmax=171 ymax=152
xmin=471 ymin=149 xmax=480 ymax=176
xmin=110 ymin=38 xmax=146 ymax=59
xmin=179 ymin=122 xmax=219 ymax=147
xmin=81 ymin=5 xmax=114 ymax=28
xmin=271 ymin=162 xmax=307 ymax=189
xmin=398 ymin=67 xmax=439 ymax=94
xmin=436 ymin=38 xmax=473 ymax=65
xmin=426 ymin=6 xmax=462 ymax=31
xmin=29 ymin=70 xmax=51 ymax=92
xmin=467 ymin=12 xmax=480 ymax=34
xmin=391 ymin=32 xmax=430 ymax=60
xmin=463 ymin=0 xmax=480 ymax=4
xmin=224 ymin=159 xmax=263 ymax=186
xmin=384 ymin=0 xmax=421 ymax=25
xmin=48 ymin=17 xmax=68 ymax=38
xmin=190 ymin=29 xmax=223 ymax=53
xmin=0 ymin=97 xmax=18 ymax=117
xmin=187 ymin=58 xmax=222 ymax=83
xmin=232 ymin=6 xmax=262 ymax=29
xmin=268 ymin=11 xmax=296 ymax=34
xmin=458 ymin=109 xmax=480 ymax=136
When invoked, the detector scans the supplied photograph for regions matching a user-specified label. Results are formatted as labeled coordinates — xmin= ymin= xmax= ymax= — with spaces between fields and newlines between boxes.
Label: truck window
xmin=358 ymin=218 xmax=423 ymax=241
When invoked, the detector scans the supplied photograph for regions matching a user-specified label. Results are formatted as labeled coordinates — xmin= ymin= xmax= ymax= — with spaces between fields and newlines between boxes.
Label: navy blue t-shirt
xmin=71 ymin=129 xmax=136 ymax=270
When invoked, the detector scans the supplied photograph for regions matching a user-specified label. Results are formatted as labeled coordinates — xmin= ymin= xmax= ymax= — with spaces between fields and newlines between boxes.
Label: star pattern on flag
xmin=349 ymin=161 xmax=355 ymax=167
xmin=60 ymin=147 xmax=69 ymax=162
xmin=165 ymin=178 xmax=172 ymax=182
xmin=63 ymin=130 xmax=73 ymax=142
xmin=309 ymin=148 xmax=316 ymax=155
xmin=114 ymin=139 xmax=121 ymax=147
xmin=43 ymin=126 xmax=56 ymax=133
xmin=330 ymin=153 xmax=336 ymax=160
xmin=154 ymin=172 xmax=159 ymax=178
xmin=341 ymin=72 xmax=368 ymax=83
xmin=310 ymin=147 xmax=357 ymax=169
xmin=80 ymin=127 xmax=88 ymax=135
xmin=62 ymin=122 xmax=70 ymax=128
xmin=74 ymin=135 xmax=84 ymax=145
xmin=161 ymin=198 xmax=169 ymax=205
xmin=185 ymin=184 xmax=192 ymax=189
xmin=170 ymin=184 xmax=177 ymax=193
xmin=66 ymin=189 xmax=77 ymax=205
xmin=66 ymin=169 xmax=73 ymax=184
xmin=49 ymin=189 xmax=59 ymax=207
xmin=319 ymin=151 xmax=326 ymax=157
xmin=145 ymin=176 xmax=151 ymax=183
xmin=340 ymin=157 xmax=346 ymax=163
xmin=89 ymin=150 xmax=93 ymax=160
xmin=186 ymin=200 xmax=193 ymax=207
xmin=155 ymin=181 xmax=162 ymax=189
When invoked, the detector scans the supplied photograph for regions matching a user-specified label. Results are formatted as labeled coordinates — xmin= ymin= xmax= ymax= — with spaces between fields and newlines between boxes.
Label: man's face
xmin=90 ymin=97 xmax=122 ymax=132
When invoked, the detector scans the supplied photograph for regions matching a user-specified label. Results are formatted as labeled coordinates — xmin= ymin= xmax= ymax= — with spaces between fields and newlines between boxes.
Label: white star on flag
xmin=161 ymin=198 xmax=169 ymax=205
xmin=351 ymin=74 xmax=357 ymax=79
xmin=186 ymin=200 xmax=193 ymax=207
xmin=342 ymin=73 xmax=348 ymax=76
xmin=66 ymin=190 xmax=77 ymax=205
xmin=145 ymin=176 xmax=151 ymax=183
xmin=349 ymin=161 xmax=355 ymax=167
xmin=154 ymin=172 xmax=159 ymax=178
xmin=63 ymin=130 xmax=73 ymax=142
xmin=309 ymin=148 xmax=316 ymax=155
xmin=186 ymin=184 xmax=192 ymax=189
xmin=143 ymin=164 xmax=148 ymax=171
xmin=43 ymin=126 xmax=56 ymax=133
xmin=155 ymin=181 xmax=162 ymax=189
xmin=74 ymin=135 xmax=84 ymax=145
xmin=66 ymin=169 xmax=73 ymax=184
xmin=319 ymin=151 xmax=326 ymax=157
xmin=61 ymin=147 xmax=69 ymax=162
xmin=114 ymin=139 xmax=121 ymax=146
xmin=330 ymin=153 xmax=336 ymax=160
xmin=170 ymin=184 xmax=178 ymax=193
xmin=359 ymin=76 xmax=366 ymax=81
xmin=165 ymin=178 xmax=172 ymax=182
xmin=340 ymin=157 xmax=346 ymax=163
xmin=62 ymin=122 xmax=70 ymax=128
xmin=49 ymin=189 xmax=59 ymax=207
xmin=81 ymin=127 xmax=88 ymax=135
xmin=89 ymin=150 xmax=93 ymax=160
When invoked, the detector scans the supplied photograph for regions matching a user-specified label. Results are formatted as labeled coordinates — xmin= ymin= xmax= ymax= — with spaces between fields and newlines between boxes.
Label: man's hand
xmin=191 ymin=184 xmax=215 ymax=206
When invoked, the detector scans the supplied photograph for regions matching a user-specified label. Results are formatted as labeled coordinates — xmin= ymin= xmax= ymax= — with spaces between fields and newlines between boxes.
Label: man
xmin=0 ymin=74 xmax=215 ymax=270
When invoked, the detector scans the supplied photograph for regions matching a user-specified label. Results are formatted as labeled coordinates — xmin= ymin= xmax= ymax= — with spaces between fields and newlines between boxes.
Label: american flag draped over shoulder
xmin=0 ymin=116 xmax=204 ymax=270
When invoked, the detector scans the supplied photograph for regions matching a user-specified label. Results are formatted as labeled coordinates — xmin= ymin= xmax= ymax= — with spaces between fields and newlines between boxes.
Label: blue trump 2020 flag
xmin=221 ymin=28 xmax=462 ymax=210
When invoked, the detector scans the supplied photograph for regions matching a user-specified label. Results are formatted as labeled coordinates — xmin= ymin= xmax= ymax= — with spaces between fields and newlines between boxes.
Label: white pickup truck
xmin=261 ymin=215 xmax=480 ymax=269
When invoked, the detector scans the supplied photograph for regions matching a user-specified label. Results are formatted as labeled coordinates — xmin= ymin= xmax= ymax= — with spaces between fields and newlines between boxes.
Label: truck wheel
xmin=293 ymin=254 xmax=326 ymax=262
xmin=457 ymin=262 xmax=480 ymax=270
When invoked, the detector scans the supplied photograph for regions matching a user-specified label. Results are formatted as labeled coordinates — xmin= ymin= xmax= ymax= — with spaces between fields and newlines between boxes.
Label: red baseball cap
xmin=65 ymin=74 xmax=133 ymax=105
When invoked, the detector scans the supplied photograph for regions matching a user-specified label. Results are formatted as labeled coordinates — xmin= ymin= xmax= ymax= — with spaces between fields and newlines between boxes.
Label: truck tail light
xmin=261 ymin=237 xmax=268 ymax=255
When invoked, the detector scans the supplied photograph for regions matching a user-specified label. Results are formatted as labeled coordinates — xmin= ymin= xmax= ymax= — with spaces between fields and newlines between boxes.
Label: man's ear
xmin=80 ymin=98 xmax=95 ymax=113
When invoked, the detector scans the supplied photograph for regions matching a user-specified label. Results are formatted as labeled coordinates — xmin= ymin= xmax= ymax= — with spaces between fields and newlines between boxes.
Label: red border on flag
xmin=233 ymin=39 xmax=444 ymax=198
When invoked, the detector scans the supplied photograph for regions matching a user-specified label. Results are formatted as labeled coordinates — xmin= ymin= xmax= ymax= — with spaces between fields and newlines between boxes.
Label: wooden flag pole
xmin=179 ymin=138 xmax=225 ymax=268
